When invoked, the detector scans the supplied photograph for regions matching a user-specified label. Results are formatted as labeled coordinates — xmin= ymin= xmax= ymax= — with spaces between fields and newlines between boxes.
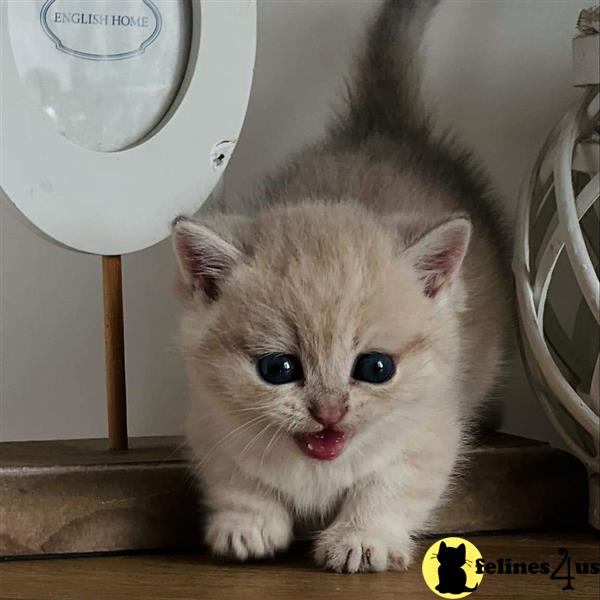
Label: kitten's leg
xmin=201 ymin=465 xmax=294 ymax=561
xmin=314 ymin=445 xmax=457 ymax=573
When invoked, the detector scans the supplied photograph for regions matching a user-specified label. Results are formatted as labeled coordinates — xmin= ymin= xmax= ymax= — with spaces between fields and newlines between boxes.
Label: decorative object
xmin=513 ymin=6 xmax=599 ymax=528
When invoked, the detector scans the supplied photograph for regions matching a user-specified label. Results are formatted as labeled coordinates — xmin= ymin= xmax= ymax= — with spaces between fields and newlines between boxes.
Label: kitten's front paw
xmin=314 ymin=524 xmax=414 ymax=573
xmin=205 ymin=510 xmax=292 ymax=561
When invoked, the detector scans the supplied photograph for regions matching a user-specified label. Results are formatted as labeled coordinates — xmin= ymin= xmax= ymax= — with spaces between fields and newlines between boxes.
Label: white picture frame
xmin=0 ymin=0 xmax=257 ymax=255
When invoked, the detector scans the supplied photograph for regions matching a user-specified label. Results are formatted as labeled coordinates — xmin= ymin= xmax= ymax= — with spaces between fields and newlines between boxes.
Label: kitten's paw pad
xmin=205 ymin=510 xmax=292 ymax=561
xmin=314 ymin=527 xmax=413 ymax=573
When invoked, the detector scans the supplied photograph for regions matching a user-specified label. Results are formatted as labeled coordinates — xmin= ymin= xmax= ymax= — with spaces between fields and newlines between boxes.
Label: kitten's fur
xmin=173 ymin=0 xmax=512 ymax=573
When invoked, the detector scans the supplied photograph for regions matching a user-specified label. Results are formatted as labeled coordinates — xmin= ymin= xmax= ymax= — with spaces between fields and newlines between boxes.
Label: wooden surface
xmin=1 ymin=531 xmax=598 ymax=600
xmin=0 ymin=436 xmax=183 ymax=467
xmin=0 ymin=434 xmax=589 ymax=557
xmin=0 ymin=432 xmax=546 ymax=468
xmin=101 ymin=255 xmax=128 ymax=451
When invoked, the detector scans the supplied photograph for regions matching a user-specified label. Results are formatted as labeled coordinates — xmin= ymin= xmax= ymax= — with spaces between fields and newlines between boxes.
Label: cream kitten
xmin=173 ymin=0 xmax=511 ymax=573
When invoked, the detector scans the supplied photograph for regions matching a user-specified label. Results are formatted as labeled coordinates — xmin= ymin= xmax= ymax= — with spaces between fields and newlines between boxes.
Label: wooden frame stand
xmin=102 ymin=255 xmax=128 ymax=451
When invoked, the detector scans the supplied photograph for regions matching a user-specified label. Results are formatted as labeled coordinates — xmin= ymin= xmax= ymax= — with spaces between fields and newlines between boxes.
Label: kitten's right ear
xmin=172 ymin=217 xmax=242 ymax=302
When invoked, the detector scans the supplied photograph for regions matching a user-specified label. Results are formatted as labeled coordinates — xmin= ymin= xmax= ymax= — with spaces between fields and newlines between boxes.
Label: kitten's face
xmin=175 ymin=204 xmax=469 ymax=463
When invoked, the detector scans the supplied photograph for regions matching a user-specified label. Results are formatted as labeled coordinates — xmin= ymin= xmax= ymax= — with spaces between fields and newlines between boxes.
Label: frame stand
xmin=102 ymin=255 xmax=128 ymax=451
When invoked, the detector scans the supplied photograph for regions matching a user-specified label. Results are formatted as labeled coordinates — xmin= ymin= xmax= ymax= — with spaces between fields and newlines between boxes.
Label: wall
xmin=0 ymin=0 xmax=590 ymax=442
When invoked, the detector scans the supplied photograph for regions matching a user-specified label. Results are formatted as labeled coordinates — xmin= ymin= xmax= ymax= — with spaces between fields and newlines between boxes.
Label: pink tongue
xmin=295 ymin=428 xmax=348 ymax=461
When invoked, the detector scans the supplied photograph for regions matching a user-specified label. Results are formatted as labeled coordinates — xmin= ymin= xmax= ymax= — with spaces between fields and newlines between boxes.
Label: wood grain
xmin=102 ymin=255 xmax=128 ymax=451
xmin=0 ymin=532 xmax=598 ymax=600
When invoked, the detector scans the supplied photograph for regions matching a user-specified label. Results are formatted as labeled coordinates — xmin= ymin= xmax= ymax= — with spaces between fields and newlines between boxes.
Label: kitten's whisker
xmin=196 ymin=415 xmax=269 ymax=468
xmin=239 ymin=422 xmax=272 ymax=460
xmin=261 ymin=424 xmax=285 ymax=466
xmin=269 ymin=427 xmax=286 ymax=455
xmin=190 ymin=405 xmax=271 ymax=421
xmin=228 ymin=406 xmax=269 ymax=413
xmin=164 ymin=438 xmax=188 ymax=461
xmin=260 ymin=428 xmax=279 ymax=467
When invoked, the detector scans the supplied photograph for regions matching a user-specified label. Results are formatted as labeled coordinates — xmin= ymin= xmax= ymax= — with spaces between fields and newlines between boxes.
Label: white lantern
xmin=513 ymin=9 xmax=599 ymax=528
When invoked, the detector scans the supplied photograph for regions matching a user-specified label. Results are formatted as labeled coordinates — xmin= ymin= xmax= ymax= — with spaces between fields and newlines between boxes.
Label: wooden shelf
xmin=0 ymin=433 xmax=588 ymax=558
xmin=2 ymin=531 xmax=599 ymax=599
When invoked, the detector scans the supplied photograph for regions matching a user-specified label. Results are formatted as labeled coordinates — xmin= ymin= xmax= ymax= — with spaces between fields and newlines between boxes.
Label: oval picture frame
xmin=0 ymin=0 xmax=257 ymax=255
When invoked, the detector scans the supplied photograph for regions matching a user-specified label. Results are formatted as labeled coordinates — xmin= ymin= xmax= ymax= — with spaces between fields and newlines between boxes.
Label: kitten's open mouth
xmin=294 ymin=428 xmax=350 ymax=461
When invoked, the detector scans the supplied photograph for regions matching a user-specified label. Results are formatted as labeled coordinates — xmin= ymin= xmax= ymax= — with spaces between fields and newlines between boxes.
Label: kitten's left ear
xmin=172 ymin=217 xmax=242 ymax=302
xmin=404 ymin=217 xmax=471 ymax=299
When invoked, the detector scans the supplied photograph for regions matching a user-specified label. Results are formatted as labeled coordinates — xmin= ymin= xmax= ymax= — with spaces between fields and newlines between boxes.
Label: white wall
xmin=0 ymin=0 xmax=590 ymax=442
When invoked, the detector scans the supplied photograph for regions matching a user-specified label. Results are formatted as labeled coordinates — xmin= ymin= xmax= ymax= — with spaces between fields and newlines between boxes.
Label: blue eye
xmin=257 ymin=354 xmax=303 ymax=385
xmin=352 ymin=352 xmax=396 ymax=384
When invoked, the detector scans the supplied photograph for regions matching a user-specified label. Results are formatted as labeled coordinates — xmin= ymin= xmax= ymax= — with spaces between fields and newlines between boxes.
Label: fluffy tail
xmin=337 ymin=0 xmax=441 ymax=141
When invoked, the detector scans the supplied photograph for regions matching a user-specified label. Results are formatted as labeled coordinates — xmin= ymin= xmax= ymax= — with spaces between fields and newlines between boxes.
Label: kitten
xmin=172 ymin=0 xmax=512 ymax=573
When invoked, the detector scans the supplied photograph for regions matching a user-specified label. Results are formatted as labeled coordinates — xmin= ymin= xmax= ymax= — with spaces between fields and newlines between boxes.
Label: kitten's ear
xmin=404 ymin=218 xmax=471 ymax=299
xmin=172 ymin=217 xmax=242 ymax=302
xmin=458 ymin=543 xmax=466 ymax=559
xmin=440 ymin=541 xmax=447 ymax=550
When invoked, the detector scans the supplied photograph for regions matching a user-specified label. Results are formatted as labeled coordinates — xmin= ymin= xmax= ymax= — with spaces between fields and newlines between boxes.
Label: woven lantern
xmin=513 ymin=7 xmax=599 ymax=528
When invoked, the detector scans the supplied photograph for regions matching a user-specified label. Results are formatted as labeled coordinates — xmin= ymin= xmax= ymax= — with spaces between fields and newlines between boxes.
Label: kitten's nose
xmin=309 ymin=403 xmax=348 ymax=427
